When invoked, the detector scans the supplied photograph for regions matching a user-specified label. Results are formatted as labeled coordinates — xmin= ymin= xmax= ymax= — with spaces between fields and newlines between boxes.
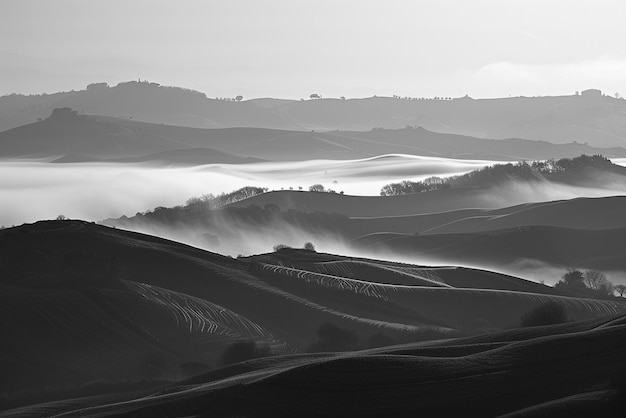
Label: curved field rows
xmin=307 ymin=260 xmax=451 ymax=287
xmin=255 ymin=263 xmax=626 ymax=328
xmin=125 ymin=281 xmax=274 ymax=341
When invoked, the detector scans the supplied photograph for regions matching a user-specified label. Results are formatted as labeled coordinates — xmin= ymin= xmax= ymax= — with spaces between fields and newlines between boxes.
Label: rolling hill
xmin=3 ymin=105 xmax=626 ymax=163
xmin=3 ymin=81 xmax=626 ymax=147
xmin=354 ymin=226 xmax=626 ymax=273
xmin=4 ymin=315 xmax=626 ymax=417
xmin=349 ymin=195 xmax=626 ymax=236
xmin=2 ymin=220 xmax=624 ymax=412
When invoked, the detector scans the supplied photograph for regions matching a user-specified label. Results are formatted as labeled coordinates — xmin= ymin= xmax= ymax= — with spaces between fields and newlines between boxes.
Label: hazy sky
xmin=2 ymin=0 xmax=626 ymax=99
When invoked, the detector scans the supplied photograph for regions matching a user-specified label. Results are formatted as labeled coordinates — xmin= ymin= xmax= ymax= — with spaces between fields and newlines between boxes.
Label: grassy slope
xmin=354 ymin=225 xmax=626 ymax=271
xmin=6 ymin=315 xmax=625 ymax=417
xmin=348 ymin=195 xmax=626 ymax=236
xmin=2 ymin=221 xmax=624 ymax=411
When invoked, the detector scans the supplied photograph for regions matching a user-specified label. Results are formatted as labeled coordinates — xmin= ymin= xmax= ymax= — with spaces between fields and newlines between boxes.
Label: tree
xmin=235 ymin=95 xmax=243 ymax=102
xmin=55 ymin=214 xmax=67 ymax=221
xmin=310 ymin=93 xmax=321 ymax=99
xmin=554 ymin=269 xmax=586 ymax=291
xmin=303 ymin=242 xmax=316 ymax=251
xmin=615 ymin=285 xmax=626 ymax=297
xmin=583 ymin=270 xmax=613 ymax=295
xmin=309 ymin=184 xmax=325 ymax=192
xmin=273 ymin=244 xmax=290 ymax=251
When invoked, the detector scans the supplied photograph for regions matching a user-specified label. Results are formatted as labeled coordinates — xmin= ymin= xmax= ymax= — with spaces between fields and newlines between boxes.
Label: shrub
xmin=220 ymin=341 xmax=271 ymax=366
xmin=520 ymin=301 xmax=568 ymax=327
xmin=273 ymin=244 xmax=291 ymax=252
xmin=308 ymin=322 xmax=360 ymax=352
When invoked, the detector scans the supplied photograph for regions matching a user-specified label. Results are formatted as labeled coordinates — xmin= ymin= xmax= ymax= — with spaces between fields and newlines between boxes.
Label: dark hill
xmin=5 ymin=315 xmax=626 ymax=417
xmin=354 ymin=225 xmax=626 ymax=273
xmin=1 ymin=221 xmax=623 ymax=410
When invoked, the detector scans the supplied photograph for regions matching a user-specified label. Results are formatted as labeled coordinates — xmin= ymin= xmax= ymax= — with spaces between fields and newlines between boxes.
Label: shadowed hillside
xmin=4 ymin=315 xmax=626 ymax=417
xmin=2 ymin=221 xmax=624 ymax=411
xmin=354 ymin=226 xmax=626 ymax=274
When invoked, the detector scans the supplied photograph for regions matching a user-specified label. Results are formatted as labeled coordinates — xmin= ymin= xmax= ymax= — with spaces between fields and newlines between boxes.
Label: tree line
xmin=380 ymin=155 xmax=615 ymax=196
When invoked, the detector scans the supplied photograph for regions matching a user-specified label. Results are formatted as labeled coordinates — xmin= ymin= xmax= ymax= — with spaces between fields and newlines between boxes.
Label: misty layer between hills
xmin=99 ymin=158 xmax=626 ymax=284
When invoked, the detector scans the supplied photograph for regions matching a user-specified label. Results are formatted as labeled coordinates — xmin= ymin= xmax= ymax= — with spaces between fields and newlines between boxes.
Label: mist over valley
xmin=3 ymin=2 xmax=626 ymax=415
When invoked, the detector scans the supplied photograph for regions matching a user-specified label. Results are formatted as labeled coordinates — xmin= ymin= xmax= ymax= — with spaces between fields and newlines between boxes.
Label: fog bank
xmin=0 ymin=155 xmax=500 ymax=226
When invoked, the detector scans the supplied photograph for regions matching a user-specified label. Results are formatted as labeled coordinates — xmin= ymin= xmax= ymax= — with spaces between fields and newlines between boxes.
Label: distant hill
xmin=3 ymin=81 xmax=626 ymax=147
xmin=1 ymin=221 xmax=623 ymax=410
xmin=0 ymin=108 xmax=257 ymax=163
xmin=51 ymin=147 xmax=264 ymax=166
xmin=353 ymin=226 xmax=626 ymax=273
xmin=380 ymin=154 xmax=626 ymax=195
xmin=4 ymin=108 xmax=626 ymax=162
xmin=105 ymin=193 xmax=626 ymax=278
xmin=351 ymin=196 xmax=626 ymax=236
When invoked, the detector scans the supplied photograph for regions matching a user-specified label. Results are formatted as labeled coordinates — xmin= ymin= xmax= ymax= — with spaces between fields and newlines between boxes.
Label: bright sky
xmin=1 ymin=0 xmax=626 ymax=99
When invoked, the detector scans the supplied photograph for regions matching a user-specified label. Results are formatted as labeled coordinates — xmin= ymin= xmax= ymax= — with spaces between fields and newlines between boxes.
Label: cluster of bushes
xmin=308 ymin=184 xmax=344 ymax=194
xmin=273 ymin=242 xmax=316 ymax=252
xmin=184 ymin=186 xmax=269 ymax=212
xmin=380 ymin=177 xmax=449 ymax=196
xmin=554 ymin=268 xmax=619 ymax=298
xmin=380 ymin=155 xmax=615 ymax=196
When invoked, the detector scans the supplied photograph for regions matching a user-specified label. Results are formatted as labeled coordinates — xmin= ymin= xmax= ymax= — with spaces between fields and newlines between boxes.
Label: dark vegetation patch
xmin=380 ymin=154 xmax=619 ymax=195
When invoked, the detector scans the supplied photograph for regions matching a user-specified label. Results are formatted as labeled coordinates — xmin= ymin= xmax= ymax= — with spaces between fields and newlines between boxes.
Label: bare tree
xmin=583 ymin=270 xmax=613 ymax=295
xmin=614 ymin=284 xmax=626 ymax=297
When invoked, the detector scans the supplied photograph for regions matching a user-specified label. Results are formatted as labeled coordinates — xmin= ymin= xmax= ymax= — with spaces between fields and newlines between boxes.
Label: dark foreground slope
xmin=4 ymin=316 xmax=626 ymax=417
xmin=1 ymin=221 xmax=624 ymax=412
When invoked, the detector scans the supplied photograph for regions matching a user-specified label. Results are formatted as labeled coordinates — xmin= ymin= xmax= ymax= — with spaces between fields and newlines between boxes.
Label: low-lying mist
xmin=0 ymin=155 xmax=500 ymax=226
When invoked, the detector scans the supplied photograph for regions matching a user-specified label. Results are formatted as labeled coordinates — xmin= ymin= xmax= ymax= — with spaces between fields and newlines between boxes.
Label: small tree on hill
xmin=615 ymin=285 xmax=626 ymax=297
xmin=554 ymin=269 xmax=586 ymax=292
xmin=235 ymin=95 xmax=243 ymax=102
xmin=303 ymin=242 xmax=316 ymax=251
xmin=309 ymin=184 xmax=325 ymax=192
xmin=583 ymin=270 xmax=613 ymax=296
